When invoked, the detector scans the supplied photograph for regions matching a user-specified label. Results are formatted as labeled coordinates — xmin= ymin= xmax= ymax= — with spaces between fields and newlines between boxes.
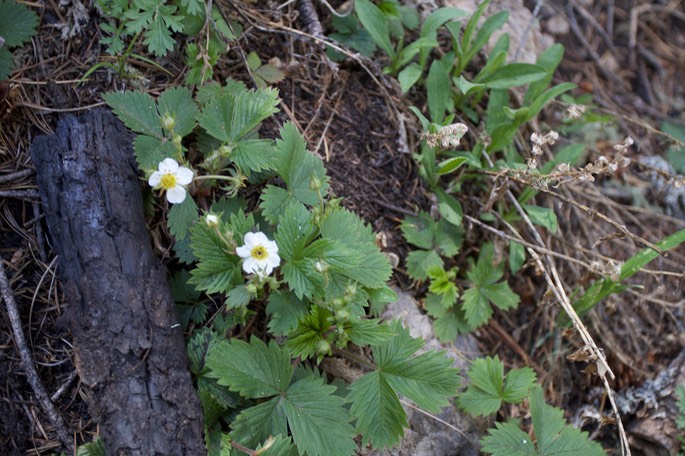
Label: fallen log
xmin=30 ymin=109 xmax=205 ymax=455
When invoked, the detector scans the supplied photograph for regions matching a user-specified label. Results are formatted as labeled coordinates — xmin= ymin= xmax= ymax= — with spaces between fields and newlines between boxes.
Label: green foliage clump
xmin=0 ymin=0 xmax=39 ymax=79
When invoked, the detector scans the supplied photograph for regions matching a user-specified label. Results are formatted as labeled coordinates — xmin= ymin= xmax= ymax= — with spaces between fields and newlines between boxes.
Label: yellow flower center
xmin=160 ymin=173 xmax=177 ymax=190
xmin=251 ymin=245 xmax=268 ymax=260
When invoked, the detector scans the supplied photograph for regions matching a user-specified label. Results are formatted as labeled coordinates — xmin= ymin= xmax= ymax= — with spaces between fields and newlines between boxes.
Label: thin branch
xmin=0 ymin=259 xmax=73 ymax=452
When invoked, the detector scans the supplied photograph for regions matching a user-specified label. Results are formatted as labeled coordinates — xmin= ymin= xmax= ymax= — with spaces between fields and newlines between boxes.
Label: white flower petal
xmin=176 ymin=166 xmax=194 ymax=185
xmin=166 ymin=186 xmax=187 ymax=204
xmin=159 ymin=158 xmax=179 ymax=173
xmin=236 ymin=245 xmax=251 ymax=258
xmin=243 ymin=232 xmax=261 ymax=248
xmin=243 ymin=257 xmax=259 ymax=274
xmin=148 ymin=171 xmax=162 ymax=187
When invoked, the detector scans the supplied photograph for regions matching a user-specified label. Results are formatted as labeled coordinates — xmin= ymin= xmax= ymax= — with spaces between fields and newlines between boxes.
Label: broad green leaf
xmin=398 ymin=63 xmax=423 ymax=94
xmin=472 ymin=50 xmax=507 ymax=84
xmin=157 ymin=87 xmax=198 ymax=136
xmin=426 ymin=59 xmax=450 ymax=123
xmin=421 ymin=7 xmax=468 ymax=41
xmin=508 ymin=241 xmax=525 ymax=274
xmin=478 ymin=63 xmax=547 ymax=90
xmin=502 ymin=367 xmax=536 ymax=403
xmin=464 ymin=11 xmax=509 ymax=65
xmin=133 ymin=135 xmax=178 ymax=171
xmin=284 ymin=378 xmax=357 ymax=456
xmin=454 ymin=75 xmax=483 ymax=96
xmin=524 ymin=43 xmax=565 ymax=105
xmin=437 ymin=156 xmax=468 ymax=175
xmin=103 ymin=91 xmax=163 ymax=138
xmin=526 ymin=82 xmax=576 ymax=119
xmin=255 ymin=435 xmax=299 ymax=456
xmin=434 ymin=187 xmax=463 ymax=226
xmin=397 ymin=37 xmax=438 ymax=67
xmin=355 ymin=0 xmax=394 ymax=57
xmin=206 ymin=337 xmax=292 ymax=398
xmin=400 ymin=212 xmax=435 ymax=250
xmin=523 ymin=204 xmax=558 ymax=233
xmin=232 ymin=138 xmax=276 ymax=174
xmin=168 ymin=196 xmax=198 ymax=239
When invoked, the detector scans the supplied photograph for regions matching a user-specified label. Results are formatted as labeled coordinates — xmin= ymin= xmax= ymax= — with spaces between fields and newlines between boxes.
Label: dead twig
xmin=0 ymin=259 xmax=74 ymax=452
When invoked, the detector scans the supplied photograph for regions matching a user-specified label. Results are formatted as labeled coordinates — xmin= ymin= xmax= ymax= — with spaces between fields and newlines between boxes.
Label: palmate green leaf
xmin=284 ymin=377 xmax=357 ymax=456
xmin=0 ymin=0 xmax=38 ymax=47
xmin=197 ymin=87 xmax=280 ymax=144
xmin=103 ymin=91 xmax=163 ymax=138
xmin=207 ymin=337 xmax=292 ymax=398
xmin=482 ymin=386 xmax=605 ymax=455
xmin=458 ymin=356 xmax=535 ymax=417
xmin=168 ymin=196 xmax=198 ymax=239
xmin=157 ymin=87 xmax=198 ymax=136
xmin=348 ymin=321 xmax=460 ymax=448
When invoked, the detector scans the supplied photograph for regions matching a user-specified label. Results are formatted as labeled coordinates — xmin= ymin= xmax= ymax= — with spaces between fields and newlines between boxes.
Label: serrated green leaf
xmin=481 ymin=281 xmax=520 ymax=311
xmin=348 ymin=370 xmax=407 ymax=448
xmin=347 ymin=319 xmax=395 ymax=346
xmin=435 ymin=218 xmax=464 ymax=256
xmin=207 ymin=336 xmax=292 ymax=398
xmin=284 ymin=378 xmax=357 ymax=456
xmin=502 ymin=367 xmax=536 ymax=403
xmin=104 ymin=91 xmax=163 ymax=138
xmin=188 ymin=223 xmax=242 ymax=293
xmin=230 ymin=397 xmax=288 ymax=449
xmin=168 ymin=196 xmax=198 ymax=239
xmin=197 ymin=88 xmax=279 ymax=144
xmin=231 ymin=138 xmax=276 ymax=174
xmin=226 ymin=284 xmax=251 ymax=308
xmin=425 ymin=293 xmax=470 ymax=342
xmin=187 ymin=327 xmax=218 ymax=375
xmin=406 ymin=249 xmax=443 ymax=281
xmin=461 ymin=287 xmax=493 ymax=328
xmin=260 ymin=185 xmax=297 ymax=225
xmin=255 ymin=435 xmax=299 ymax=456
xmin=0 ymin=0 xmax=38 ymax=47
xmin=157 ymin=87 xmax=198 ymax=136
xmin=267 ymin=290 xmax=310 ymax=336
xmin=480 ymin=421 xmax=535 ymax=456
xmin=133 ymin=135 xmax=177 ymax=171
xmin=0 ymin=48 xmax=13 ymax=80
xmin=286 ymin=306 xmax=331 ymax=360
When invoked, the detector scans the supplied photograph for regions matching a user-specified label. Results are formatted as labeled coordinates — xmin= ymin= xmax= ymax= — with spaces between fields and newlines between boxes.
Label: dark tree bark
xmin=30 ymin=110 xmax=205 ymax=455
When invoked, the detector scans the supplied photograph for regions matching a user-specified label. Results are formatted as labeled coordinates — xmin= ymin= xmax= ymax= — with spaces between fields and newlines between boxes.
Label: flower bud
xmin=246 ymin=283 xmax=258 ymax=294
xmin=205 ymin=214 xmax=220 ymax=227
xmin=161 ymin=114 xmax=175 ymax=131
xmin=316 ymin=339 xmax=331 ymax=354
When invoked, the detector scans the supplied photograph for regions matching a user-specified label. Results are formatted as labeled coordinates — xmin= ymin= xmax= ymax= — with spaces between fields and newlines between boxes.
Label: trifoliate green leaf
xmin=424 ymin=293 xmax=470 ymax=342
xmin=157 ymin=87 xmax=198 ymax=136
xmin=481 ymin=386 xmax=605 ymax=456
xmin=197 ymin=87 xmax=279 ymax=144
xmin=457 ymin=356 xmax=536 ymax=417
xmin=168 ymin=195 xmax=198 ymax=239
xmin=267 ymin=290 xmax=310 ymax=336
xmin=104 ymin=91 xmax=163 ymax=138
xmin=274 ymin=122 xmax=328 ymax=202
xmin=406 ymin=249 xmax=444 ymax=281
xmin=207 ymin=337 xmax=292 ymax=398
xmin=0 ymin=0 xmax=38 ymax=48
xmin=461 ymin=243 xmax=520 ymax=328
xmin=283 ymin=377 xmax=357 ymax=456
xmin=348 ymin=321 xmax=460 ymax=448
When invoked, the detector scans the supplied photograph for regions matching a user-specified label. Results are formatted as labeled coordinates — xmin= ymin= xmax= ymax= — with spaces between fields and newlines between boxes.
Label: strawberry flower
xmin=148 ymin=158 xmax=194 ymax=204
xmin=236 ymin=232 xmax=280 ymax=278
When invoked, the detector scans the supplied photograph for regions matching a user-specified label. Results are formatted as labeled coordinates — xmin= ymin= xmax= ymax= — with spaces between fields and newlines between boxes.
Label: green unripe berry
xmin=161 ymin=114 xmax=175 ymax=131
xmin=316 ymin=339 xmax=331 ymax=354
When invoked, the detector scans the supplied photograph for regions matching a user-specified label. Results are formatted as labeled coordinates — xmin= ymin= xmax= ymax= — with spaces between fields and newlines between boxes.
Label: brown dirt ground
xmin=0 ymin=0 xmax=684 ymax=453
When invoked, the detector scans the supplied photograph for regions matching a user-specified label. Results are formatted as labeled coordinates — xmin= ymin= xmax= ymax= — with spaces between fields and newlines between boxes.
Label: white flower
xmin=236 ymin=232 xmax=280 ymax=278
xmin=148 ymin=158 xmax=194 ymax=204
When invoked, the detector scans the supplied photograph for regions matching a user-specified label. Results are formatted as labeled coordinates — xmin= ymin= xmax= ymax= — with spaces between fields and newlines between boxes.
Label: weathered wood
xmin=30 ymin=110 xmax=205 ymax=455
